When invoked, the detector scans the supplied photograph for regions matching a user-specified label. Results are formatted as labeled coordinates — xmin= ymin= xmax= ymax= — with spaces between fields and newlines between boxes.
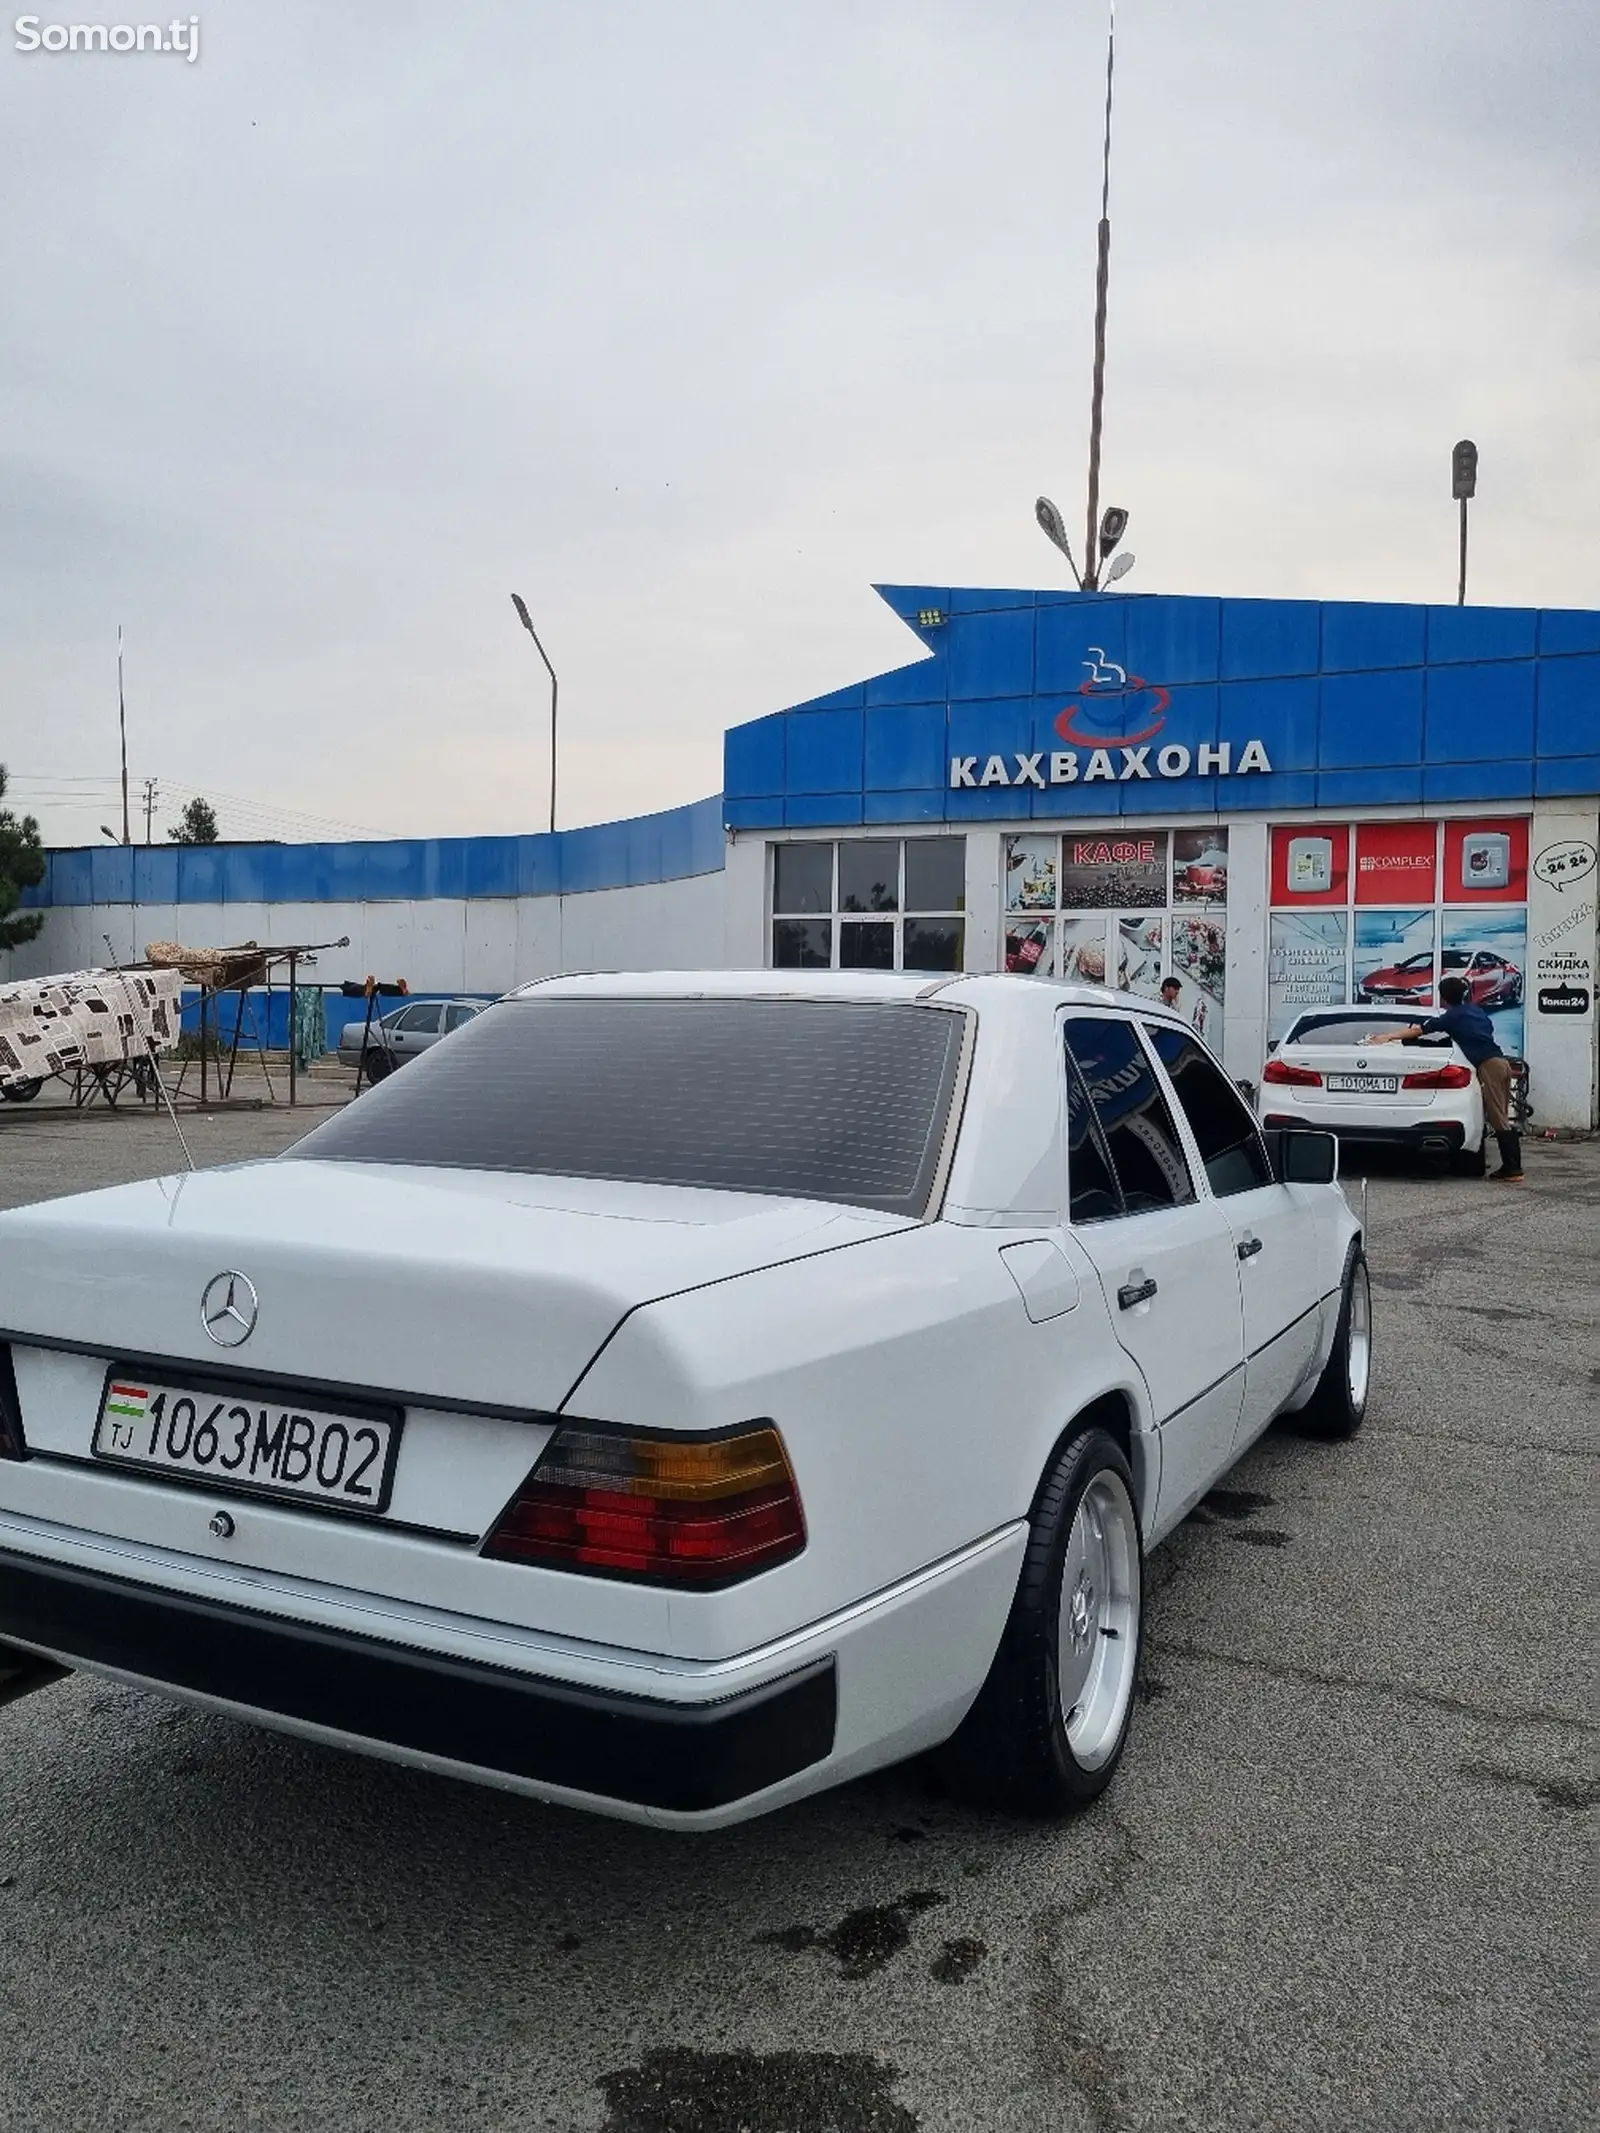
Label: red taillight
xmin=0 ymin=1344 xmax=27 ymax=1461
xmin=483 ymin=1424 xmax=806 ymax=1587
xmin=1262 ymin=1057 xmax=1323 ymax=1087
xmin=1402 ymin=1062 xmax=1473 ymax=1090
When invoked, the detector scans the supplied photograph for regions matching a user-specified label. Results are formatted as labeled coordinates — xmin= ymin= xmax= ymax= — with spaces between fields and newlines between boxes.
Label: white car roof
xmin=510 ymin=967 xmax=1182 ymax=1023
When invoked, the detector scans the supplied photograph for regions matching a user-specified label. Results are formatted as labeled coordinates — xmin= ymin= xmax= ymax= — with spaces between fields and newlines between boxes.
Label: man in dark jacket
xmin=1371 ymin=975 xmax=1523 ymax=1180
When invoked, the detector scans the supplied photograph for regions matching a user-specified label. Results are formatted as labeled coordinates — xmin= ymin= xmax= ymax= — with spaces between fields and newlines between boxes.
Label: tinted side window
xmin=445 ymin=1003 xmax=478 ymax=1030
xmin=402 ymin=1002 xmax=443 ymax=1033
xmin=1063 ymin=1045 xmax=1123 ymax=1223
xmin=1063 ymin=1016 xmax=1195 ymax=1214
xmin=1146 ymin=1026 xmax=1272 ymax=1198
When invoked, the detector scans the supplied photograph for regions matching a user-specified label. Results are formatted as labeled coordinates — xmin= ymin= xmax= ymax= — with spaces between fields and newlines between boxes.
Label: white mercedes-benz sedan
xmin=0 ymin=972 xmax=1368 ymax=1828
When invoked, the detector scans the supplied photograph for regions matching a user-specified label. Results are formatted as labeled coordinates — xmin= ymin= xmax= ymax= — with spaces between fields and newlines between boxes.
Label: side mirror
xmin=1263 ymin=1127 xmax=1338 ymax=1185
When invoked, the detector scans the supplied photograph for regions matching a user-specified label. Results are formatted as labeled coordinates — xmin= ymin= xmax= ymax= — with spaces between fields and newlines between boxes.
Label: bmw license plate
xmin=92 ymin=1371 xmax=401 ymax=1514
xmin=1325 ymin=1073 xmax=1398 ymax=1094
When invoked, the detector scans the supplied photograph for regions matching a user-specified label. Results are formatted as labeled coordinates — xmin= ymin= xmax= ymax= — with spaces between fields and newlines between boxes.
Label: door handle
xmin=1117 ymin=1278 xmax=1158 ymax=1309
xmin=1236 ymin=1237 xmax=1263 ymax=1261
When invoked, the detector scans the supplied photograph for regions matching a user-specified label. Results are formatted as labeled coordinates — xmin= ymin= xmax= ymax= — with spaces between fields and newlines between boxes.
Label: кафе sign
xmin=949 ymin=652 xmax=1273 ymax=789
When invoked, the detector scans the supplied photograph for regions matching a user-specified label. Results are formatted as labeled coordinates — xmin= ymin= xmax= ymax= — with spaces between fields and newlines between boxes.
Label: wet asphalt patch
xmin=760 ymin=1889 xmax=947 ymax=1980
xmin=595 ymin=2046 xmax=919 ymax=2132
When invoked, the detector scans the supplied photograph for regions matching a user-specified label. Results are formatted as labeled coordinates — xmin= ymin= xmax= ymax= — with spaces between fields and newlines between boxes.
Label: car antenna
xmin=102 ymin=933 xmax=195 ymax=1172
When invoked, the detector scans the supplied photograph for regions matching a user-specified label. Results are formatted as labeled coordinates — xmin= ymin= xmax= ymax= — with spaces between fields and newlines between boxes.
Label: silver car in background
xmin=336 ymin=997 xmax=484 ymax=1081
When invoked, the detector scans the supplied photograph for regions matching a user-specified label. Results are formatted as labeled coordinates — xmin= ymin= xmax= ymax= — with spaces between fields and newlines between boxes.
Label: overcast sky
xmin=3 ymin=0 xmax=1596 ymax=848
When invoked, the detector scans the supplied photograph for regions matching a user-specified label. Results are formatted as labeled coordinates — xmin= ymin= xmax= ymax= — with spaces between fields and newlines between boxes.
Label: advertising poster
xmin=1118 ymin=915 xmax=1166 ymax=1000
xmin=1354 ymin=821 xmax=1437 ymax=905
xmin=1268 ymin=911 xmax=1349 ymax=1039
xmin=1003 ymin=917 xmax=1054 ymax=976
xmin=1441 ymin=908 xmax=1527 ymax=1056
xmin=1173 ymin=828 xmax=1228 ymax=905
xmin=1058 ymin=914 xmax=1110 ymax=986
xmin=1353 ymin=909 xmax=1436 ymax=1005
xmin=1060 ymin=831 xmax=1168 ymax=911
xmin=1004 ymin=834 xmax=1058 ymax=911
xmin=1442 ymin=818 xmax=1529 ymax=902
xmin=1171 ymin=915 xmax=1226 ymax=1054
xmin=1269 ymin=824 xmax=1349 ymax=906
xmin=1529 ymin=832 xmax=1596 ymax=1021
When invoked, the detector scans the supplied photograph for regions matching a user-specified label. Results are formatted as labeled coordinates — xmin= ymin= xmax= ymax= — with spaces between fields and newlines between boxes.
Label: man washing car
xmin=1369 ymin=975 xmax=1523 ymax=1181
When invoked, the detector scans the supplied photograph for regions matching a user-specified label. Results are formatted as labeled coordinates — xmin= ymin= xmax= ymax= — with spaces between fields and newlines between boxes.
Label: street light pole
xmin=117 ymin=625 xmax=131 ymax=844
xmin=510 ymin=594 xmax=559 ymax=834
xmin=1452 ymin=439 xmax=1478 ymax=606
xmin=1083 ymin=1 xmax=1117 ymax=593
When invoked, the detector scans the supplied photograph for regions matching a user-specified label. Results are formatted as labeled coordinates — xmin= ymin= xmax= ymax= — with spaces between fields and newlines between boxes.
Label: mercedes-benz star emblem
xmin=200 ymin=1270 xmax=258 ymax=1348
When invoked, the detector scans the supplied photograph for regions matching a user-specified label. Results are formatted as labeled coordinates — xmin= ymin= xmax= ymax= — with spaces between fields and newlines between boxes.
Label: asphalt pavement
xmin=1 ymin=1098 xmax=1595 ymax=2132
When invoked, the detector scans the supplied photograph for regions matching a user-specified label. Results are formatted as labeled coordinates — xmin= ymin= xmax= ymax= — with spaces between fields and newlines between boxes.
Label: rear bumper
xmin=1261 ymin=1112 xmax=1467 ymax=1151
xmin=0 ymin=1546 xmax=835 ymax=1814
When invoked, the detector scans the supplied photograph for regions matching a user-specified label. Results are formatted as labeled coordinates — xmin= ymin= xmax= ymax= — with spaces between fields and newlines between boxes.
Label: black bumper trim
xmin=0 ymin=1548 xmax=837 ymax=1813
xmin=1261 ymin=1115 xmax=1467 ymax=1151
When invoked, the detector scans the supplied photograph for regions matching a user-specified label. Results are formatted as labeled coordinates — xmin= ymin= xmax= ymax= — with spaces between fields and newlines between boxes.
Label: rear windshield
xmin=288 ymin=995 xmax=967 ymax=1218
xmin=1284 ymin=1013 xmax=1450 ymax=1047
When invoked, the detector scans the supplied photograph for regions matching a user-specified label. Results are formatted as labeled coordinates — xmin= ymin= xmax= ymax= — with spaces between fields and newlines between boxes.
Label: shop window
xmin=770 ymin=839 xmax=966 ymax=972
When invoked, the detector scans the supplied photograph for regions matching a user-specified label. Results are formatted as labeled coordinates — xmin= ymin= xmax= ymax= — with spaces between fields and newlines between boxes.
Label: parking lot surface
xmin=1 ymin=1101 xmax=1595 ymax=2132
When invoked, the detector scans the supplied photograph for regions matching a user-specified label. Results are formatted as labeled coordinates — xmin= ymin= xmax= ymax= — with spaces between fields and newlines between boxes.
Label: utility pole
xmin=1082 ymin=2 xmax=1117 ymax=593
xmin=117 ymin=625 xmax=131 ymax=844
xmin=142 ymin=776 xmax=159 ymax=843
xmin=1452 ymin=439 xmax=1477 ymax=605
xmin=510 ymin=594 xmax=560 ymax=834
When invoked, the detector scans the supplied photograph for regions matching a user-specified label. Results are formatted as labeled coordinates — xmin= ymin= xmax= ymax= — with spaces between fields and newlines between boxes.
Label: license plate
xmin=1325 ymin=1073 xmax=1398 ymax=1094
xmin=92 ymin=1371 xmax=401 ymax=1514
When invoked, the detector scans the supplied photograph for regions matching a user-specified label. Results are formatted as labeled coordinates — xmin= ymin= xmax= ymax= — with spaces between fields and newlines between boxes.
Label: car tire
xmin=1451 ymin=1138 xmax=1488 ymax=1178
xmin=1300 ymin=1244 xmax=1371 ymax=1439
xmin=1 ymin=1078 xmax=44 ymax=1103
xmin=362 ymin=1048 xmax=393 ymax=1084
xmin=939 ymin=1426 xmax=1143 ymax=1815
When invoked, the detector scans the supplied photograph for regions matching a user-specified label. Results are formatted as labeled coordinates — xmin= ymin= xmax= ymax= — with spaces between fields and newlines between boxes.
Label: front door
xmin=1062 ymin=1014 xmax=1246 ymax=1540
xmin=1144 ymin=1024 xmax=1324 ymax=1451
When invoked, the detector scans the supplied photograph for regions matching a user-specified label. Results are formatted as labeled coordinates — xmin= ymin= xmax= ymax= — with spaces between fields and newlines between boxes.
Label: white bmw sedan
xmin=1259 ymin=1005 xmax=1487 ymax=1174
xmin=0 ymin=973 xmax=1367 ymax=1828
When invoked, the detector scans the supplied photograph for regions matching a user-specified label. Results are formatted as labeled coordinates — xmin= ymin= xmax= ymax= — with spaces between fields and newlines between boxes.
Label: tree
xmin=0 ymin=764 xmax=46 ymax=952
xmin=168 ymin=796 xmax=219 ymax=845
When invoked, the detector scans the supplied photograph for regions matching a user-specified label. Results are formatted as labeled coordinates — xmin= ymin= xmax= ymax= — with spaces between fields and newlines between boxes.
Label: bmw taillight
xmin=1402 ymin=1062 xmax=1473 ymax=1090
xmin=0 ymin=1345 xmax=27 ymax=1461
xmin=1262 ymin=1058 xmax=1323 ymax=1087
xmin=483 ymin=1424 xmax=806 ymax=1587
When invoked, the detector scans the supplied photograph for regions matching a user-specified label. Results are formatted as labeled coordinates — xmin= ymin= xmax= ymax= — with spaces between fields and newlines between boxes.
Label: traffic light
xmin=1451 ymin=439 xmax=1478 ymax=501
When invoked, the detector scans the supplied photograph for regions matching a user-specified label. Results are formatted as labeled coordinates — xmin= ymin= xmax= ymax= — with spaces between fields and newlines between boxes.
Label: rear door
xmin=388 ymin=1001 xmax=442 ymax=1060
xmin=1062 ymin=1013 xmax=1245 ymax=1537
xmin=1145 ymin=1023 xmax=1323 ymax=1452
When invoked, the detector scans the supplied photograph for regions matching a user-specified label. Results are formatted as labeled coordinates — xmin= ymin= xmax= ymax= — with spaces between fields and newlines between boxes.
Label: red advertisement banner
xmin=1353 ymin=822 xmax=1437 ymax=905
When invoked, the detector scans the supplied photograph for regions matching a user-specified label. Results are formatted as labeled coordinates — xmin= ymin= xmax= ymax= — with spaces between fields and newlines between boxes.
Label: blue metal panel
xmin=1218 ymin=677 xmax=1320 ymax=772
xmin=313 ymin=841 xmax=369 ymax=903
xmin=1422 ymin=759 xmax=1533 ymax=803
xmin=1426 ymin=661 xmax=1536 ymax=764
xmin=685 ymin=796 xmax=726 ymax=875
xmin=90 ymin=845 xmax=134 ymax=904
xmin=1317 ymin=767 xmax=1423 ymax=809
xmin=863 ymin=658 xmax=945 ymax=707
xmin=1036 ymin=601 xmax=1124 ymax=696
xmin=1539 ymin=611 xmax=1600 ymax=656
xmin=949 ymin=587 xmax=1036 ymax=614
xmin=864 ymin=788 xmax=944 ymax=823
xmin=724 ymin=714 xmax=785 ymax=799
xmin=464 ymin=837 xmax=519 ymax=897
xmin=17 ymin=858 xmax=48 ymax=908
xmin=1535 ymin=653 xmax=1600 ymax=758
xmin=222 ymin=844 xmax=270 ymax=903
xmin=1535 ymin=754 xmax=1600 ymax=798
xmin=948 ymin=701 xmax=1036 ymax=791
xmin=1425 ymin=606 xmax=1536 ymax=664
xmin=865 ymin=705 xmax=947 ymax=791
xmin=872 ymin=585 xmax=953 ymax=627
xmin=361 ymin=841 xmax=426 ymax=901
xmin=1220 ymin=599 xmax=1320 ymax=680
xmin=788 ymin=680 xmax=867 ymax=713
xmin=724 ymin=796 xmax=785 ymax=830
xmin=560 ymin=820 xmax=632 ymax=894
xmin=944 ymin=781 xmax=1031 ymax=821
xmin=785 ymin=709 xmax=864 ymax=794
xmin=1319 ymin=602 xmax=1426 ymax=672
xmin=1228 ymin=771 xmax=1319 ymax=813
xmin=515 ymin=834 xmax=561 ymax=898
xmin=785 ymin=792 xmax=863 ymax=828
xmin=54 ymin=851 xmax=93 ymax=905
xmin=1319 ymin=669 xmax=1424 ymax=769
xmin=1124 ymin=597 xmax=1221 ymax=686
xmin=625 ymin=815 xmax=665 ymax=889
xmin=132 ymin=846 xmax=180 ymax=902
xmin=176 ymin=845 xmax=225 ymax=903
xmin=948 ymin=604 xmax=1035 ymax=700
